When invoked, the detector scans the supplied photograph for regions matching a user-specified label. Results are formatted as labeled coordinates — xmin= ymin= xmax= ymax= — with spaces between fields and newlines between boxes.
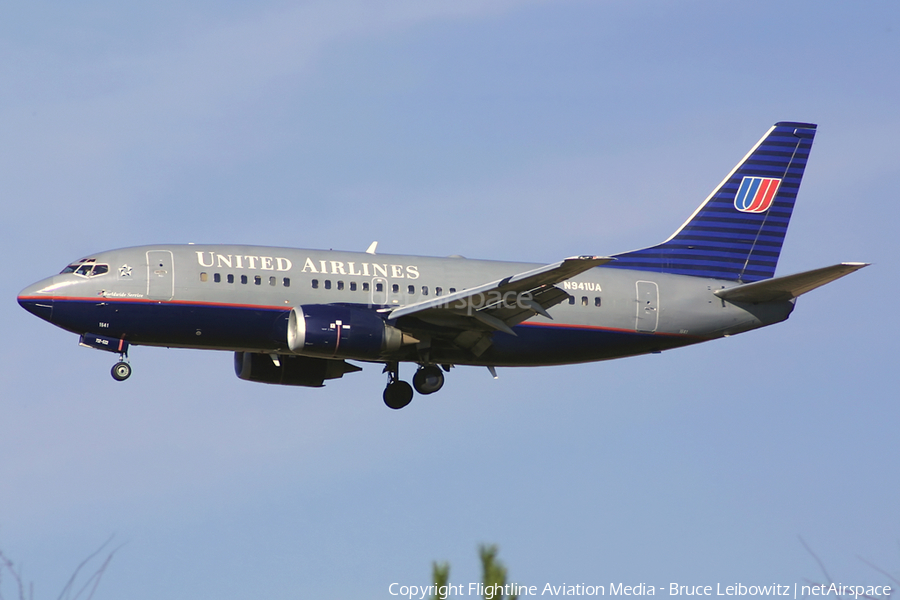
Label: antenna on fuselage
xmin=365 ymin=241 xmax=378 ymax=255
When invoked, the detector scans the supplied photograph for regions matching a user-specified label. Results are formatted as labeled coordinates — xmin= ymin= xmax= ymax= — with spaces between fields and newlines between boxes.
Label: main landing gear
xmin=382 ymin=363 xmax=447 ymax=409
xmin=413 ymin=365 xmax=444 ymax=395
xmin=383 ymin=362 xmax=413 ymax=409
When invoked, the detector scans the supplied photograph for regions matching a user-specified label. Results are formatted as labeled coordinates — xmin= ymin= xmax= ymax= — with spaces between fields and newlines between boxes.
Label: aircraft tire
xmin=383 ymin=380 xmax=413 ymax=409
xmin=111 ymin=361 xmax=132 ymax=382
xmin=413 ymin=365 xmax=444 ymax=395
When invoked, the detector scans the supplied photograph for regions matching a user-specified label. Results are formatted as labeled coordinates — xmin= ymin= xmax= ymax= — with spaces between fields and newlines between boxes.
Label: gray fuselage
xmin=19 ymin=244 xmax=794 ymax=367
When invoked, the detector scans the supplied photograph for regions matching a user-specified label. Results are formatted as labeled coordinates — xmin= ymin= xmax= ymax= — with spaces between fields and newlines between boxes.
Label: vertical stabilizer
xmin=609 ymin=122 xmax=817 ymax=282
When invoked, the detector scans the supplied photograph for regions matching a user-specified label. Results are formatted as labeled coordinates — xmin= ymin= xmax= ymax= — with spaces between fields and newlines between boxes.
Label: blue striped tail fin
xmin=609 ymin=122 xmax=817 ymax=282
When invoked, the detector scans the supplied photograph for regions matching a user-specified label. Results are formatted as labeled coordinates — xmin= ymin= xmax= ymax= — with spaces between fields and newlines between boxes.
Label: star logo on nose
xmin=119 ymin=264 xmax=133 ymax=278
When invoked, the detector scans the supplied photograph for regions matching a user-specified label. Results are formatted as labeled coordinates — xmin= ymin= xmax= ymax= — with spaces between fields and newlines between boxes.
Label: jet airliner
xmin=18 ymin=122 xmax=868 ymax=408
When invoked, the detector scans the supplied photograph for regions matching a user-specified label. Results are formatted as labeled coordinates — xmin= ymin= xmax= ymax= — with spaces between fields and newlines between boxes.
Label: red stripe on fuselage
xmin=22 ymin=295 xmax=290 ymax=312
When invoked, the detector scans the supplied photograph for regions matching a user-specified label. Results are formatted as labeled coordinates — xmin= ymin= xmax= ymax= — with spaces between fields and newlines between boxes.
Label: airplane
xmin=18 ymin=121 xmax=868 ymax=409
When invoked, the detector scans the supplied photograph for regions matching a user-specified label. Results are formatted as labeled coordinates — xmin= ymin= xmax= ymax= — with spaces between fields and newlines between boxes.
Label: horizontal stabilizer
xmin=714 ymin=262 xmax=869 ymax=303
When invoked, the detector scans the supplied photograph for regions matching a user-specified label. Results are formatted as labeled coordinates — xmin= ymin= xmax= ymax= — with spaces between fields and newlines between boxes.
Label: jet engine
xmin=287 ymin=305 xmax=416 ymax=360
xmin=234 ymin=352 xmax=361 ymax=387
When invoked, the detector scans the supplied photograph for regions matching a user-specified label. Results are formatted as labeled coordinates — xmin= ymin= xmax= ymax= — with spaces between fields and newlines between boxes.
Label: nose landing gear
xmin=111 ymin=359 xmax=132 ymax=381
xmin=78 ymin=333 xmax=132 ymax=382
xmin=110 ymin=347 xmax=132 ymax=381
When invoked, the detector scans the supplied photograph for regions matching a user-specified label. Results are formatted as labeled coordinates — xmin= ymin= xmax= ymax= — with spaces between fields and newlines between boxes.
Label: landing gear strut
xmin=79 ymin=333 xmax=132 ymax=382
xmin=111 ymin=348 xmax=131 ymax=381
xmin=383 ymin=362 xmax=413 ymax=409
xmin=413 ymin=365 xmax=444 ymax=395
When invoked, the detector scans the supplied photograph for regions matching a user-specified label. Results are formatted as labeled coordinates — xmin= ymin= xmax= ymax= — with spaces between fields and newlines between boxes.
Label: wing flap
xmin=386 ymin=255 xmax=611 ymax=356
xmin=388 ymin=255 xmax=612 ymax=321
xmin=714 ymin=262 xmax=869 ymax=303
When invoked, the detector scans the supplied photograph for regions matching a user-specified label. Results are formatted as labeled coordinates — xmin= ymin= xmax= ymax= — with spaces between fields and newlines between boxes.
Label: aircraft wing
xmin=714 ymin=262 xmax=869 ymax=303
xmin=387 ymin=255 xmax=613 ymax=355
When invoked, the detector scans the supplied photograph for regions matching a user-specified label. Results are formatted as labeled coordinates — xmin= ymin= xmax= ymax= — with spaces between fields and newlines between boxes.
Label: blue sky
xmin=2 ymin=1 xmax=898 ymax=598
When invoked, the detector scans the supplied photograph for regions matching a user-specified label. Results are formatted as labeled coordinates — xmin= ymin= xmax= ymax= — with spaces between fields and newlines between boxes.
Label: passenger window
xmin=595 ymin=297 xmax=601 ymax=307
xmin=392 ymin=284 xmax=399 ymax=293
xmin=375 ymin=282 xmax=383 ymax=293
xmin=269 ymin=276 xmax=276 ymax=286
xmin=312 ymin=279 xmax=319 ymax=289
xmin=337 ymin=281 xmax=344 ymax=291
xmin=324 ymin=280 xmax=332 ymax=290
xmin=350 ymin=282 xmax=357 ymax=291
xmin=362 ymin=282 xmax=370 ymax=292
xmin=436 ymin=287 xmax=443 ymax=296
xmin=449 ymin=287 xmax=456 ymax=294
xmin=581 ymin=296 xmax=588 ymax=306
xmin=200 ymin=272 xmax=208 ymax=282
xmin=241 ymin=275 xmax=248 ymax=285
xmin=422 ymin=286 xmax=428 ymax=296
xmin=214 ymin=273 xmax=221 ymax=283
xmin=568 ymin=296 xmax=575 ymax=305
xmin=283 ymin=278 xmax=291 ymax=287
xmin=227 ymin=274 xmax=234 ymax=284
xmin=407 ymin=285 xmax=415 ymax=295
xmin=254 ymin=275 xmax=261 ymax=285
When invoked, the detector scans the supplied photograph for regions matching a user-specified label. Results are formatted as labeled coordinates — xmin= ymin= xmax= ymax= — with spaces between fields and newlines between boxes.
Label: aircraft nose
xmin=18 ymin=280 xmax=56 ymax=322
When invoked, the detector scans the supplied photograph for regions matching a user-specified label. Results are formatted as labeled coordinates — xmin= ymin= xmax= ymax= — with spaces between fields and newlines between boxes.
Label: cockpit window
xmin=62 ymin=263 xmax=110 ymax=277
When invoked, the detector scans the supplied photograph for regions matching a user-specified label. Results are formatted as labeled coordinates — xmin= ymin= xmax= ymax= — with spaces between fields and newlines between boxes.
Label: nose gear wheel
xmin=111 ymin=361 xmax=132 ymax=381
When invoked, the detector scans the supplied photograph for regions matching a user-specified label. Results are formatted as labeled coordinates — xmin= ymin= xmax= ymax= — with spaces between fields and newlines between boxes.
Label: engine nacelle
xmin=287 ymin=304 xmax=415 ymax=359
xmin=234 ymin=352 xmax=361 ymax=387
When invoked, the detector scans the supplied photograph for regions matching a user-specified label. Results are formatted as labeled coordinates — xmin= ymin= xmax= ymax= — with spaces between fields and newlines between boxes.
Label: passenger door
xmin=146 ymin=250 xmax=174 ymax=301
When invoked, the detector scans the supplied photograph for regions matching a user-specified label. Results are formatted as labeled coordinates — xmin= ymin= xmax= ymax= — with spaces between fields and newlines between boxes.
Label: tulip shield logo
xmin=734 ymin=176 xmax=781 ymax=213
